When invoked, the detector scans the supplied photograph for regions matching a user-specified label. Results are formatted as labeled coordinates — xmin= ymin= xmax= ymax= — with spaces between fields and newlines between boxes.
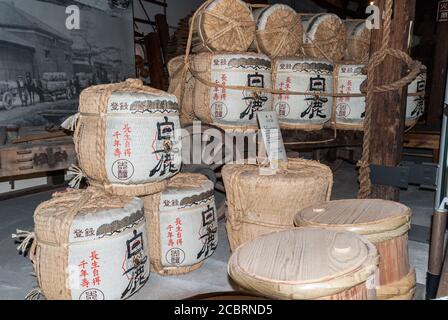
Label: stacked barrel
xmin=25 ymin=79 xmax=219 ymax=300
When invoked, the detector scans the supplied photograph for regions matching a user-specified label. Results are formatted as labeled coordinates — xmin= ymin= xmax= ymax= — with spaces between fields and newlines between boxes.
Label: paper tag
xmin=257 ymin=111 xmax=287 ymax=171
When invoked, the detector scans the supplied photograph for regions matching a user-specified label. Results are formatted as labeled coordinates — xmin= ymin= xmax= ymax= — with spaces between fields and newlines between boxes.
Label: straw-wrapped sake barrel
xmin=334 ymin=64 xmax=366 ymax=130
xmin=272 ymin=58 xmax=334 ymax=130
xmin=228 ymin=228 xmax=379 ymax=300
xmin=300 ymin=13 xmax=347 ymax=62
xmin=345 ymin=20 xmax=371 ymax=62
xmin=252 ymin=4 xmax=303 ymax=58
xmin=222 ymin=158 xmax=333 ymax=250
xmin=406 ymin=66 xmax=427 ymax=127
xmin=191 ymin=52 xmax=272 ymax=129
xmin=191 ymin=0 xmax=256 ymax=53
xmin=32 ymin=188 xmax=150 ymax=300
xmin=142 ymin=173 xmax=218 ymax=275
xmin=75 ymin=79 xmax=182 ymax=196
xmin=167 ymin=56 xmax=196 ymax=126
xmin=294 ymin=199 xmax=415 ymax=300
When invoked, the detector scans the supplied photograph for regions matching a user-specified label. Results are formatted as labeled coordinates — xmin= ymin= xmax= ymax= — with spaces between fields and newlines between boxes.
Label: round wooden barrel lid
xmin=294 ymin=199 xmax=411 ymax=242
xmin=228 ymin=228 xmax=378 ymax=300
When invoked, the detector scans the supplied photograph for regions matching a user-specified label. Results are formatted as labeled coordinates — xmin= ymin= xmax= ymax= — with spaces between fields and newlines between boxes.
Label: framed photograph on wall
xmin=0 ymin=0 xmax=135 ymax=128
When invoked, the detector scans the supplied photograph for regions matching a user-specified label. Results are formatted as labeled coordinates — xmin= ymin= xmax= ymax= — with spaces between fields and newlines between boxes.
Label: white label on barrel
xmin=209 ymin=54 xmax=272 ymax=126
xmin=158 ymin=183 xmax=218 ymax=267
xmin=272 ymin=59 xmax=333 ymax=126
xmin=68 ymin=199 xmax=150 ymax=300
xmin=105 ymin=93 xmax=181 ymax=184
xmin=406 ymin=71 xmax=426 ymax=122
xmin=335 ymin=65 xmax=366 ymax=125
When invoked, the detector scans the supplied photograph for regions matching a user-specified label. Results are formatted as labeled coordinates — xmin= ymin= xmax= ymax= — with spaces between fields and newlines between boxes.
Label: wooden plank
xmin=403 ymin=133 xmax=441 ymax=149
xmin=145 ymin=32 xmax=167 ymax=90
xmin=426 ymin=5 xmax=448 ymax=129
xmin=368 ymin=0 xmax=416 ymax=201
xmin=437 ymin=249 xmax=448 ymax=297
xmin=155 ymin=14 xmax=170 ymax=63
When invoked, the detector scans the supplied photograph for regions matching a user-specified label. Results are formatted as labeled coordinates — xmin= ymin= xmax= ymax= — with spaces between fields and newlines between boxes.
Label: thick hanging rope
xmin=357 ymin=0 xmax=422 ymax=199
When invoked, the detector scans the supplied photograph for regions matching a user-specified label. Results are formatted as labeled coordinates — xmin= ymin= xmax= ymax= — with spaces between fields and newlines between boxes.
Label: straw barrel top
xmin=194 ymin=0 xmax=256 ymax=53
xmin=300 ymin=13 xmax=347 ymax=62
xmin=144 ymin=173 xmax=218 ymax=275
xmin=294 ymin=199 xmax=412 ymax=242
xmin=228 ymin=228 xmax=379 ymax=300
xmin=75 ymin=79 xmax=182 ymax=196
xmin=254 ymin=4 xmax=303 ymax=58
xmin=33 ymin=188 xmax=150 ymax=300
xmin=344 ymin=19 xmax=371 ymax=62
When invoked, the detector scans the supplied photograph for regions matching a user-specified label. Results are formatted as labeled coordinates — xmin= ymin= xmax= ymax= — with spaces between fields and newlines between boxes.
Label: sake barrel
xmin=228 ymin=228 xmax=379 ymax=300
xmin=167 ymin=56 xmax=196 ymax=126
xmin=301 ymin=13 xmax=347 ymax=62
xmin=32 ymin=188 xmax=150 ymax=300
xmin=142 ymin=173 xmax=218 ymax=275
xmin=222 ymin=158 xmax=333 ymax=250
xmin=252 ymin=4 xmax=303 ymax=58
xmin=345 ymin=19 xmax=371 ymax=62
xmin=406 ymin=65 xmax=427 ymax=127
xmin=294 ymin=199 xmax=415 ymax=300
xmin=75 ymin=79 xmax=182 ymax=196
xmin=272 ymin=58 xmax=334 ymax=130
xmin=191 ymin=52 xmax=272 ymax=129
xmin=334 ymin=64 xmax=366 ymax=130
xmin=191 ymin=0 xmax=256 ymax=53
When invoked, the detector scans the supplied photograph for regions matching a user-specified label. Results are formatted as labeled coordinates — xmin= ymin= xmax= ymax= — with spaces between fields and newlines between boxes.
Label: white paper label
xmin=406 ymin=71 xmax=426 ymax=122
xmin=67 ymin=199 xmax=150 ymax=300
xmin=158 ymin=183 xmax=217 ymax=267
xmin=209 ymin=54 xmax=272 ymax=126
xmin=104 ymin=93 xmax=182 ymax=184
xmin=335 ymin=65 xmax=366 ymax=125
xmin=272 ymin=59 xmax=333 ymax=126
xmin=257 ymin=111 xmax=288 ymax=170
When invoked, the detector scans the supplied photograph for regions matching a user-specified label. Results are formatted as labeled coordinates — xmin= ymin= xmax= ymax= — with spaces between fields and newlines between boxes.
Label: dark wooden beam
xmin=145 ymin=32 xmax=167 ymax=90
xmin=427 ymin=6 xmax=448 ymax=129
xmin=368 ymin=0 xmax=416 ymax=201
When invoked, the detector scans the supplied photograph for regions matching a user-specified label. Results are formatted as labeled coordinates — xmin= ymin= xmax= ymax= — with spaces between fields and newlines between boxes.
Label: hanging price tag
xmin=257 ymin=111 xmax=288 ymax=172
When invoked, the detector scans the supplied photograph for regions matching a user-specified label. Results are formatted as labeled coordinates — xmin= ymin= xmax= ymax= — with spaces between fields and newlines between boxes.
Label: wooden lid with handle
xmin=228 ymin=228 xmax=379 ymax=300
xmin=294 ymin=199 xmax=411 ymax=242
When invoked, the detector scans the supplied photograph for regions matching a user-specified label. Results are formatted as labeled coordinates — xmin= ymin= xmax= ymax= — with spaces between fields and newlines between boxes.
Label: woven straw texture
xmin=168 ymin=56 xmax=196 ymax=126
xmin=254 ymin=4 xmax=303 ymax=58
xmin=228 ymin=228 xmax=379 ymax=300
xmin=192 ymin=0 xmax=256 ymax=53
xmin=294 ymin=199 xmax=415 ymax=300
xmin=344 ymin=20 xmax=371 ymax=63
xmin=222 ymin=158 xmax=333 ymax=250
xmin=33 ymin=188 xmax=135 ymax=300
xmin=301 ymin=13 xmax=347 ymax=62
xmin=143 ymin=173 xmax=214 ymax=275
xmin=75 ymin=78 xmax=179 ymax=196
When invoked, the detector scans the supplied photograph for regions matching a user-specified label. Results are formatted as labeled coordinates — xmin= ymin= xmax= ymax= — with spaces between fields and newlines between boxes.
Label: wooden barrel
xmin=75 ymin=79 xmax=182 ymax=196
xmin=142 ymin=173 xmax=218 ymax=275
xmin=405 ymin=65 xmax=427 ymax=127
xmin=191 ymin=0 xmax=256 ymax=53
xmin=334 ymin=64 xmax=366 ymax=130
xmin=228 ymin=228 xmax=379 ymax=300
xmin=32 ymin=188 xmax=150 ymax=300
xmin=222 ymin=158 xmax=333 ymax=250
xmin=252 ymin=4 xmax=302 ymax=58
xmin=294 ymin=199 xmax=415 ymax=300
xmin=300 ymin=13 xmax=347 ymax=62
xmin=191 ymin=52 xmax=272 ymax=130
xmin=272 ymin=58 xmax=334 ymax=130
xmin=167 ymin=56 xmax=196 ymax=126
xmin=344 ymin=19 xmax=371 ymax=62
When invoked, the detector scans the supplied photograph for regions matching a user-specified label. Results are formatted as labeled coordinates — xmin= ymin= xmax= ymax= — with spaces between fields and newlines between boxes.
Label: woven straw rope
xmin=357 ymin=0 xmax=422 ymax=199
xmin=376 ymin=268 xmax=416 ymax=300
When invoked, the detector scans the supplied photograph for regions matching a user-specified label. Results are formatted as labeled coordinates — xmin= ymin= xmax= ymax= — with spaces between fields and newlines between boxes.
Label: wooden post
xmin=155 ymin=14 xmax=170 ymax=63
xmin=369 ymin=0 xmax=416 ymax=200
xmin=144 ymin=32 xmax=166 ymax=90
xmin=427 ymin=3 xmax=448 ymax=129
